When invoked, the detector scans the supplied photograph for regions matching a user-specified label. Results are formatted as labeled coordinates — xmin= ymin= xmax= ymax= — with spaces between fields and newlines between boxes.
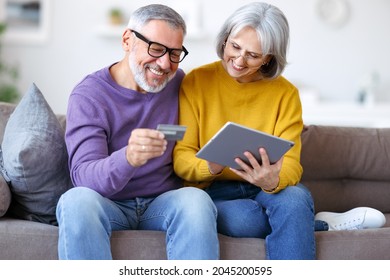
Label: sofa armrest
xmin=0 ymin=175 xmax=11 ymax=217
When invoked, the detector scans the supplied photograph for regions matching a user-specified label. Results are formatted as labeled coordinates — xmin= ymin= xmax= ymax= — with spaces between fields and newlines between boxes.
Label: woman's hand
xmin=207 ymin=161 xmax=225 ymax=175
xmin=126 ymin=128 xmax=167 ymax=167
xmin=229 ymin=147 xmax=282 ymax=191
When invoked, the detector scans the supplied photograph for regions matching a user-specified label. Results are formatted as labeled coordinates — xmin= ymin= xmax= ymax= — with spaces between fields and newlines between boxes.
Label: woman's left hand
xmin=230 ymin=147 xmax=282 ymax=191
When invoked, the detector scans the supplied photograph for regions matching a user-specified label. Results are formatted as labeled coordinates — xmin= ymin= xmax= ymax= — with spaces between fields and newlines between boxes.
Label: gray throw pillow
xmin=1 ymin=83 xmax=72 ymax=225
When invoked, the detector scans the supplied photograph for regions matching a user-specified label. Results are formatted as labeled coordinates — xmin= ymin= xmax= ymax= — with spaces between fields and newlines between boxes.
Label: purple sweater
xmin=65 ymin=65 xmax=185 ymax=200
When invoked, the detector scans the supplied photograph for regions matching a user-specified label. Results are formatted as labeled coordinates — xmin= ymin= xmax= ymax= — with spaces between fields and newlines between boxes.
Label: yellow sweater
xmin=173 ymin=61 xmax=303 ymax=192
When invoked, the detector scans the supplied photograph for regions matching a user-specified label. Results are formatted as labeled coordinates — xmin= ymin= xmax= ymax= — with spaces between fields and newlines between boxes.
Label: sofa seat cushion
xmin=0 ymin=217 xmax=266 ymax=260
xmin=0 ymin=217 xmax=59 ymax=260
xmin=1 ymin=216 xmax=389 ymax=260
xmin=315 ymin=227 xmax=390 ymax=259
xmin=1 ymin=84 xmax=72 ymax=225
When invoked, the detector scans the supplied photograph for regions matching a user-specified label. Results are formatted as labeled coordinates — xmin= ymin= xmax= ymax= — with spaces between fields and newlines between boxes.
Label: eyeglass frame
xmin=223 ymin=39 xmax=265 ymax=66
xmin=130 ymin=29 xmax=189 ymax=63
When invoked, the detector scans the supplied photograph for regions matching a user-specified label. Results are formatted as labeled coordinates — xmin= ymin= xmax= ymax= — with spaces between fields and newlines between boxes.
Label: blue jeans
xmin=56 ymin=186 xmax=219 ymax=260
xmin=204 ymin=181 xmax=316 ymax=260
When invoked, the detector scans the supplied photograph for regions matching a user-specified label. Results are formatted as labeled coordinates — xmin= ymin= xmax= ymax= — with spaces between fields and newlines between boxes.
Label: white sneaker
xmin=315 ymin=207 xmax=386 ymax=231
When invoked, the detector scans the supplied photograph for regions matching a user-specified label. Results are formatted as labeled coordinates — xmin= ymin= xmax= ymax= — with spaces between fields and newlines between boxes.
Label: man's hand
xmin=126 ymin=128 xmax=167 ymax=167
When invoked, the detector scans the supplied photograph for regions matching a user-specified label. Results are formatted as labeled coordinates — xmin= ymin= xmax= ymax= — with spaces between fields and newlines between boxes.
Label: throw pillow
xmin=0 ymin=146 xmax=12 ymax=217
xmin=1 ymin=83 xmax=72 ymax=225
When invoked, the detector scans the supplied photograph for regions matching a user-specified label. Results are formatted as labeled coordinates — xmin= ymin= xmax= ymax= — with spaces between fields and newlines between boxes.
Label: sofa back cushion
xmin=0 ymin=102 xmax=17 ymax=144
xmin=0 ymin=162 xmax=11 ymax=217
xmin=301 ymin=125 xmax=390 ymax=213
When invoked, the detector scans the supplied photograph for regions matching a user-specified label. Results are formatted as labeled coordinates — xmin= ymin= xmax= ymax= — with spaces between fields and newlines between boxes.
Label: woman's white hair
xmin=215 ymin=2 xmax=289 ymax=79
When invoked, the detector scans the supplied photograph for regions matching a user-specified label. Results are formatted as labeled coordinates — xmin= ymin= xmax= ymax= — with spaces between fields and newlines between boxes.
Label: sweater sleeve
xmin=270 ymin=85 xmax=303 ymax=192
xmin=65 ymin=93 xmax=137 ymax=197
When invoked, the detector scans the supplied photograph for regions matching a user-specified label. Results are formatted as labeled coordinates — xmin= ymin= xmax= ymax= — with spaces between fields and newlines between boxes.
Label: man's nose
xmin=156 ymin=52 xmax=171 ymax=69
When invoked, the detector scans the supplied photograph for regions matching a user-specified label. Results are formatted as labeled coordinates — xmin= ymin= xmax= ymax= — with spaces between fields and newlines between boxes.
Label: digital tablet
xmin=196 ymin=122 xmax=294 ymax=169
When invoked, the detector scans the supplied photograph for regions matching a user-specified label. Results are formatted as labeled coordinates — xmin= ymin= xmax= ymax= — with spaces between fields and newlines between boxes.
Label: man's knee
xmin=172 ymin=187 xmax=217 ymax=217
xmin=57 ymin=187 xmax=103 ymax=221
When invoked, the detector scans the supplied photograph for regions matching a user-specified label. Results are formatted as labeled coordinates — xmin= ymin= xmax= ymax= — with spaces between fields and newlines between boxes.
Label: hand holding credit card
xmin=157 ymin=124 xmax=187 ymax=141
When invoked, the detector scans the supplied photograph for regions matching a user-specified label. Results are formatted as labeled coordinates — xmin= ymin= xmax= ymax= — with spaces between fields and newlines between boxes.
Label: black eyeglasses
xmin=130 ymin=29 xmax=189 ymax=63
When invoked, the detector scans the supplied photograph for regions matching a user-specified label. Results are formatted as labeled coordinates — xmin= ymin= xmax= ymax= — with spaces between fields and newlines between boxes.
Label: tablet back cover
xmin=196 ymin=122 xmax=294 ymax=169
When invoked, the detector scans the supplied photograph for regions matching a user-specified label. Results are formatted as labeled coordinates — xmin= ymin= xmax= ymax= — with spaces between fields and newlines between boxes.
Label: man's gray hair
xmin=128 ymin=4 xmax=186 ymax=36
xmin=215 ymin=2 xmax=289 ymax=79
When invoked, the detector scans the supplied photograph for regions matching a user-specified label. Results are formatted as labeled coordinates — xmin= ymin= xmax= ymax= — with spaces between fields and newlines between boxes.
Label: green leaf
xmin=0 ymin=84 xmax=19 ymax=103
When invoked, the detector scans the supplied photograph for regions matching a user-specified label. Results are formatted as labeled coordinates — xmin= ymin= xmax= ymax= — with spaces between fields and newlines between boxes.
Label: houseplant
xmin=109 ymin=8 xmax=124 ymax=26
xmin=0 ymin=23 xmax=19 ymax=103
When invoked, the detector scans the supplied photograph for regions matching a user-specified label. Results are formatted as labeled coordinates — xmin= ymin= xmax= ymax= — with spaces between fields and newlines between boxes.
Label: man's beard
xmin=128 ymin=54 xmax=175 ymax=93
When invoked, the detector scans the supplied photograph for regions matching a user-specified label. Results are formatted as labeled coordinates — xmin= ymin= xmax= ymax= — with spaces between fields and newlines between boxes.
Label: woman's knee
xmin=259 ymin=185 xmax=314 ymax=212
xmin=276 ymin=185 xmax=314 ymax=213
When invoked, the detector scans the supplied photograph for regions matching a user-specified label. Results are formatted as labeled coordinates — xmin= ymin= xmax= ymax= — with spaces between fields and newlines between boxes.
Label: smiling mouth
xmin=231 ymin=60 xmax=245 ymax=71
xmin=148 ymin=66 xmax=166 ymax=76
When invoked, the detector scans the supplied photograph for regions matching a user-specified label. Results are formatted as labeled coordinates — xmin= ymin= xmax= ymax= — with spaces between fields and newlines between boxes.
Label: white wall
xmin=2 ymin=0 xmax=390 ymax=114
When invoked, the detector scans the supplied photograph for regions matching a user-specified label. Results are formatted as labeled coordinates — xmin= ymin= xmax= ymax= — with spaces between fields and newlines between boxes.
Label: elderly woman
xmin=173 ymin=2 xmax=315 ymax=259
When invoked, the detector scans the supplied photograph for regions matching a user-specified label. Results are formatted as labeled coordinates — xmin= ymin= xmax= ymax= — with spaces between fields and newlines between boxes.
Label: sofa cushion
xmin=0 ymin=178 xmax=11 ymax=217
xmin=0 ymin=148 xmax=11 ymax=217
xmin=1 ymin=83 xmax=72 ymax=225
xmin=0 ymin=103 xmax=16 ymax=218
xmin=0 ymin=101 xmax=16 ymax=144
xmin=301 ymin=125 xmax=390 ymax=181
xmin=301 ymin=125 xmax=390 ymax=213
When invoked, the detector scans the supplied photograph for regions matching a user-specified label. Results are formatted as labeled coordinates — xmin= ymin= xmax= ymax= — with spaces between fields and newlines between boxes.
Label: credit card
xmin=157 ymin=124 xmax=187 ymax=141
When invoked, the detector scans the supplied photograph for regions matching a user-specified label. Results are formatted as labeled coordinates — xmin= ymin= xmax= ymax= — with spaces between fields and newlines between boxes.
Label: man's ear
xmin=122 ymin=29 xmax=132 ymax=50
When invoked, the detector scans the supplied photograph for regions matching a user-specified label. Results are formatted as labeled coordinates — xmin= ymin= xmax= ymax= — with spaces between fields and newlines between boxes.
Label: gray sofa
xmin=1 ymin=101 xmax=389 ymax=260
